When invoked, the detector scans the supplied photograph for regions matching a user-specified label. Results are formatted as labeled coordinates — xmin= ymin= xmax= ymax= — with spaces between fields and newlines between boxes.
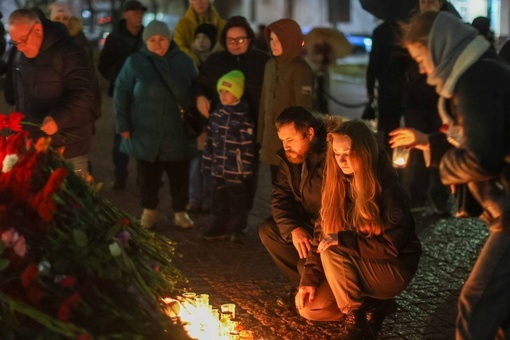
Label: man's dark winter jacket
xmin=98 ymin=19 xmax=144 ymax=97
xmin=10 ymin=19 xmax=98 ymax=159
xmin=271 ymin=119 xmax=330 ymax=242
xmin=300 ymin=152 xmax=422 ymax=288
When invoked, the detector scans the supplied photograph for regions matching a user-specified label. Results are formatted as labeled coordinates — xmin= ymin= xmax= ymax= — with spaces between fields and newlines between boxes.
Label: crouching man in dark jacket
xmin=259 ymin=106 xmax=341 ymax=306
xmin=7 ymin=9 xmax=99 ymax=177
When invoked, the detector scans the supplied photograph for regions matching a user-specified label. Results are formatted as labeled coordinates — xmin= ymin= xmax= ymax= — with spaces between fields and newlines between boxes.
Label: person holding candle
xmin=297 ymin=120 xmax=421 ymax=338
xmin=389 ymin=11 xmax=510 ymax=339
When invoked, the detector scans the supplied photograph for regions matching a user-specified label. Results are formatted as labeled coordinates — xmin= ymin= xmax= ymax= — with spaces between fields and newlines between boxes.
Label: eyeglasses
xmin=10 ymin=24 xmax=36 ymax=47
xmin=226 ymin=37 xmax=249 ymax=45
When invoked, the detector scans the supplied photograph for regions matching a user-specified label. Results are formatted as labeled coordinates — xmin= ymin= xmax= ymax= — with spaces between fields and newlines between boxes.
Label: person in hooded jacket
xmin=114 ymin=20 xmax=197 ymax=231
xmin=98 ymin=0 xmax=146 ymax=190
xmin=194 ymin=15 xmax=270 ymax=212
xmin=48 ymin=2 xmax=93 ymax=65
xmin=257 ymin=18 xmax=314 ymax=183
xmin=6 ymin=9 xmax=98 ymax=178
xmin=174 ymin=0 xmax=225 ymax=65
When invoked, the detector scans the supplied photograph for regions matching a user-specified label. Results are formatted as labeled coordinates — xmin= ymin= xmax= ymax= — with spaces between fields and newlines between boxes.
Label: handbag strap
xmin=145 ymin=55 xmax=186 ymax=117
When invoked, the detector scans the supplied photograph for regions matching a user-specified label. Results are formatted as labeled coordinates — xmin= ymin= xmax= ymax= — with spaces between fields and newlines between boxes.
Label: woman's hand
xmin=389 ymin=127 xmax=430 ymax=151
xmin=120 ymin=131 xmax=130 ymax=139
xmin=295 ymin=286 xmax=316 ymax=310
xmin=196 ymin=96 xmax=210 ymax=118
xmin=317 ymin=233 xmax=338 ymax=252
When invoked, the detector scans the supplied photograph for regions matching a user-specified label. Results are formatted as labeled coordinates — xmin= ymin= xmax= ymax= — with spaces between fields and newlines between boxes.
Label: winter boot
xmin=174 ymin=211 xmax=194 ymax=229
xmin=140 ymin=209 xmax=157 ymax=229
xmin=342 ymin=307 xmax=373 ymax=339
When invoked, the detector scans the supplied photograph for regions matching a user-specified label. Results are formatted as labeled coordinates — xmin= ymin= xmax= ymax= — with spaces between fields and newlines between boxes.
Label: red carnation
xmin=7 ymin=112 xmax=25 ymax=132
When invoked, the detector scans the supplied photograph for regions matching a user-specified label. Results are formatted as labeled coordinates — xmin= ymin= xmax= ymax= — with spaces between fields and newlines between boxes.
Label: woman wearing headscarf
xmin=115 ymin=20 xmax=197 ymax=230
xmin=257 ymin=18 xmax=314 ymax=183
xmin=390 ymin=11 xmax=510 ymax=339
xmin=173 ymin=0 xmax=225 ymax=65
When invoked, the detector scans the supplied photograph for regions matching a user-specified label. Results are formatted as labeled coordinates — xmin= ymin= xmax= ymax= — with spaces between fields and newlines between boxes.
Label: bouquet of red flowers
xmin=0 ymin=112 xmax=190 ymax=339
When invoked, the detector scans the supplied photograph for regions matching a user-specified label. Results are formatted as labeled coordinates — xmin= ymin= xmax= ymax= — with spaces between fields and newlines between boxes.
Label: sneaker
xmin=174 ymin=211 xmax=194 ymax=229
xmin=140 ymin=209 xmax=157 ymax=229
xmin=203 ymin=229 xmax=229 ymax=241
xmin=186 ymin=201 xmax=202 ymax=213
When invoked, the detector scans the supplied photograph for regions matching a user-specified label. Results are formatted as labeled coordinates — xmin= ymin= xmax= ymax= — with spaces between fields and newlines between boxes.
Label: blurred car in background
xmin=345 ymin=33 xmax=372 ymax=53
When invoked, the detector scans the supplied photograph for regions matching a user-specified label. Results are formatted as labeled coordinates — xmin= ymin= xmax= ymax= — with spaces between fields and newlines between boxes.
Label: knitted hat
xmin=143 ymin=20 xmax=171 ymax=42
xmin=49 ymin=2 xmax=71 ymax=21
xmin=217 ymin=70 xmax=245 ymax=99
xmin=195 ymin=23 xmax=217 ymax=48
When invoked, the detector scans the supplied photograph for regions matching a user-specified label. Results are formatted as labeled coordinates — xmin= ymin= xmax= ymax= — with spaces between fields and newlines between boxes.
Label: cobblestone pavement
xmin=87 ymin=83 xmax=488 ymax=340
xmin=0 ymin=77 xmax=488 ymax=339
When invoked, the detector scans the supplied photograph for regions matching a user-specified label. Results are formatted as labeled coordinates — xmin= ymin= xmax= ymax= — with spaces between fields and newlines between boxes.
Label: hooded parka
xmin=258 ymin=19 xmax=314 ymax=165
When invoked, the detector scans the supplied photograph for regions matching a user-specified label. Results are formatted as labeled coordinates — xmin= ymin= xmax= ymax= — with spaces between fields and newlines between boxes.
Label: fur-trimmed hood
xmin=67 ymin=16 xmax=83 ymax=37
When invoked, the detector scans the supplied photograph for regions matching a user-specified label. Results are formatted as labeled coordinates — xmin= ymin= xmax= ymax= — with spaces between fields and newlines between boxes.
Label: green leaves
xmin=0 ymin=258 xmax=10 ymax=271
xmin=108 ymin=243 xmax=122 ymax=257
xmin=72 ymin=229 xmax=88 ymax=247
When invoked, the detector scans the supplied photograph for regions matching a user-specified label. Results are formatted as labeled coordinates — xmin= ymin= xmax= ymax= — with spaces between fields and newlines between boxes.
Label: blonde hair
xmin=320 ymin=120 xmax=382 ymax=236
xmin=400 ymin=10 xmax=439 ymax=47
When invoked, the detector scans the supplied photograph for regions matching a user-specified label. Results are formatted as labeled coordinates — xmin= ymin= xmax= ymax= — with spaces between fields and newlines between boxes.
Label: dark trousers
xmin=404 ymin=107 xmax=450 ymax=209
xmin=259 ymin=217 xmax=307 ymax=282
xmin=377 ymin=95 xmax=404 ymax=155
xmin=137 ymin=158 xmax=190 ymax=212
xmin=210 ymin=177 xmax=250 ymax=236
xmin=113 ymin=133 xmax=130 ymax=179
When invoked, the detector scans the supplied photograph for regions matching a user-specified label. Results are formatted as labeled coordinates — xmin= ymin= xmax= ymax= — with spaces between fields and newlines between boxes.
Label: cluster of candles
xmin=163 ymin=293 xmax=254 ymax=340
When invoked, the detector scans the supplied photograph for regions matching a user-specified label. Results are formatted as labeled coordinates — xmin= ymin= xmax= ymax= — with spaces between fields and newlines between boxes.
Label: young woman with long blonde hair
xmin=296 ymin=120 xmax=421 ymax=338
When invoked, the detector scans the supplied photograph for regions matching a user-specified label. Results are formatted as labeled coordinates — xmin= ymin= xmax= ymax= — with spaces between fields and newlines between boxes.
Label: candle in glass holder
xmin=392 ymin=146 xmax=410 ymax=168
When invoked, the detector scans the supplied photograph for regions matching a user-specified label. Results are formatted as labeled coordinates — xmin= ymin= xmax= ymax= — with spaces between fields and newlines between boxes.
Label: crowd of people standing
xmin=1 ymin=0 xmax=509 ymax=338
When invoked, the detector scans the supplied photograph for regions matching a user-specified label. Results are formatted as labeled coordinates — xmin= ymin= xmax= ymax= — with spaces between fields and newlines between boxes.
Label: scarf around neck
xmin=425 ymin=12 xmax=490 ymax=126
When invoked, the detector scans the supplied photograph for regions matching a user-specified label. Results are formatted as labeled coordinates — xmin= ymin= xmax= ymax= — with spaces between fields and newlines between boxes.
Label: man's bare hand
xmin=40 ymin=116 xmax=58 ymax=136
xmin=295 ymin=286 xmax=316 ymax=310
xmin=291 ymin=228 xmax=312 ymax=259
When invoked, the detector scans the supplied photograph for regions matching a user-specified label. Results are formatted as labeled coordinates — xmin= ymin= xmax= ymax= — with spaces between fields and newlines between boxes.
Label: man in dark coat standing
xmin=7 ymin=9 xmax=98 ymax=177
xmin=98 ymin=0 xmax=146 ymax=190
xmin=259 ymin=106 xmax=340 ymax=307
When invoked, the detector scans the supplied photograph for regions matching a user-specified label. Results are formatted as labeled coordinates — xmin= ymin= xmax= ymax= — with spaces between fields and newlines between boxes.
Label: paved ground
xmin=0 ymin=61 xmax=488 ymax=339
